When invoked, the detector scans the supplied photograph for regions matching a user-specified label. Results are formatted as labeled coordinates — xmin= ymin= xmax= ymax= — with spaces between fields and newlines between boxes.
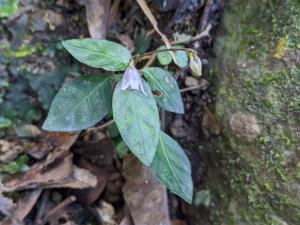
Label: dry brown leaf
xmin=0 ymin=194 xmax=16 ymax=219
xmin=115 ymin=34 xmax=135 ymax=53
xmin=171 ymin=219 xmax=187 ymax=225
xmin=38 ymin=196 xmax=76 ymax=225
xmin=119 ymin=209 xmax=133 ymax=225
xmin=74 ymin=137 xmax=114 ymax=167
xmin=84 ymin=0 xmax=110 ymax=38
xmin=1 ymin=149 xmax=97 ymax=192
xmin=44 ymin=166 xmax=98 ymax=189
xmin=108 ymin=0 xmax=120 ymax=26
xmin=73 ymin=158 xmax=110 ymax=206
xmin=122 ymin=155 xmax=171 ymax=225
xmin=202 ymin=105 xmax=220 ymax=135
xmin=2 ymin=150 xmax=73 ymax=191
xmin=0 ymin=140 xmax=23 ymax=163
xmin=96 ymin=201 xmax=117 ymax=225
xmin=27 ymin=132 xmax=79 ymax=160
xmin=2 ymin=189 xmax=42 ymax=225
xmin=11 ymin=189 xmax=42 ymax=220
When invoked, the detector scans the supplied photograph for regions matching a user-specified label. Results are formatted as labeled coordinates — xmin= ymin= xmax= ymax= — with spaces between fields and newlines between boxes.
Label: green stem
xmin=133 ymin=47 xmax=195 ymax=64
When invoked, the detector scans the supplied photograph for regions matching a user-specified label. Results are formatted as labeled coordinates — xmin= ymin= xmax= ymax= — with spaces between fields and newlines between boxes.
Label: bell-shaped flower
xmin=189 ymin=54 xmax=202 ymax=76
xmin=120 ymin=66 xmax=147 ymax=95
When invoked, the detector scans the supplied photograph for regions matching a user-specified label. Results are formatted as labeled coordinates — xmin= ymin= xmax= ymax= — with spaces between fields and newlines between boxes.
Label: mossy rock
xmin=207 ymin=0 xmax=300 ymax=224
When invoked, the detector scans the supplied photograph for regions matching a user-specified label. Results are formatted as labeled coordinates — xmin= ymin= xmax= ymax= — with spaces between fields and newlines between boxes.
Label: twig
xmin=95 ymin=119 xmax=115 ymax=130
xmin=136 ymin=0 xmax=171 ymax=48
xmin=199 ymin=0 xmax=215 ymax=31
xmin=146 ymin=29 xmax=155 ymax=37
xmin=142 ymin=24 xmax=211 ymax=67
xmin=171 ymin=23 xmax=213 ymax=45
xmin=34 ymin=190 xmax=50 ymax=224
xmin=109 ymin=0 xmax=121 ymax=26
xmin=144 ymin=54 xmax=156 ymax=68
xmin=180 ymin=83 xmax=208 ymax=93
xmin=160 ymin=109 xmax=166 ymax=131
xmin=135 ymin=0 xmax=177 ymax=64
xmin=134 ymin=47 xmax=194 ymax=64
xmin=4 ymin=5 xmax=35 ymax=24
xmin=40 ymin=196 xmax=76 ymax=224
xmin=86 ymin=119 xmax=115 ymax=134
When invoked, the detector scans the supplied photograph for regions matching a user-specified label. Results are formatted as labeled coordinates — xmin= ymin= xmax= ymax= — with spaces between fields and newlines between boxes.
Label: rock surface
xmin=206 ymin=0 xmax=300 ymax=224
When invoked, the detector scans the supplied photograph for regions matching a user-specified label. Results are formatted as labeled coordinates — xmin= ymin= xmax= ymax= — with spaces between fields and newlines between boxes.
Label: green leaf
xmin=0 ymin=116 xmax=12 ymax=129
xmin=112 ymin=80 xmax=160 ymax=165
xmin=0 ymin=0 xmax=19 ymax=18
xmin=142 ymin=67 xmax=184 ymax=114
xmin=157 ymin=45 xmax=188 ymax=68
xmin=174 ymin=49 xmax=188 ymax=68
xmin=106 ymin=122 xmax=119 ymax=138
xmin=134 ymin=29 xmax=151 ymax=54
xmin=115 ymin=140 xmax=129 ymax=159
xmin=194 ymin=190 xmax=211 ymax=207
xmin=157 ymin=46 xmax=173 ymax=65
xmin=43 ymin=74 xmax=112 ymax=131
xmin=150 ymin=131 xmax=193 ymax=203
xmin=62 ymin=39 xmax=132 ymax=71
xmin=1 ymin=155 xmax=29 ymax=174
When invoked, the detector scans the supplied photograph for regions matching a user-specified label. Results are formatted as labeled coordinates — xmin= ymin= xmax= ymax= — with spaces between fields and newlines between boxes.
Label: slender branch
xmin=180 ymin=83 xmax=207 ymax=93
xmin=136 ymin=0 xmax=171 ymax=49
xmin=39 ymin=196 xmax=76 ymax=224
xmin=134 ymin=47 xmax=194 ymax=64
xmin=95 ymin=119 xmax=115 ymax=130
xmin=171 ymin=23 xmax=212 ymax=45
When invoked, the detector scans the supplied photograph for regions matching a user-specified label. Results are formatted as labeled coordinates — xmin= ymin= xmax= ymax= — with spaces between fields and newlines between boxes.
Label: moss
xmin=0 ymin=43 xmax=44 ymax=60
xmin=208 ymin=0 xmax=300 ymax=224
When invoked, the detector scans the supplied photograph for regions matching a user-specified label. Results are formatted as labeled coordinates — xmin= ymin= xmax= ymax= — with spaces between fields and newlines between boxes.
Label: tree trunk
xmin=206 ymin=0 xmax=300 ymax=224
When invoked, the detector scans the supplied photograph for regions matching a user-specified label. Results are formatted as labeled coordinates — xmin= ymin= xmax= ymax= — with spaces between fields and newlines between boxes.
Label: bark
xmin=203 ymin=0 xmax=300 ymax=224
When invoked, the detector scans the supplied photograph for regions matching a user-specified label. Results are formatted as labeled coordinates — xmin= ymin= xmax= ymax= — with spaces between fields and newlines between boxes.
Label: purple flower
xmin=120 ymin=66 xmax=147 ymax=95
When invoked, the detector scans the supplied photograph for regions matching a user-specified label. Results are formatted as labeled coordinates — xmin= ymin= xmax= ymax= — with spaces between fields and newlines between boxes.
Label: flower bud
xmin=189 ymin=54 xmax=202 ymax=76
xmin=120 ymin=66 xmax=147 ymax=95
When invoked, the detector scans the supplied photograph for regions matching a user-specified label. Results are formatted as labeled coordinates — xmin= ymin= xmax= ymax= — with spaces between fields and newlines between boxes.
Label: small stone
xmin=185 ymin=76 xmax=198 ymax=87
xmin=51 ymin=191 xmax=63 ymax=203
xmin=44 ymin=10 xmax=64 ymax=30
xmin=229 ymin=112 xmax=261 ymax=143
xmin=170 ymin=118 xmax=186 ymax=138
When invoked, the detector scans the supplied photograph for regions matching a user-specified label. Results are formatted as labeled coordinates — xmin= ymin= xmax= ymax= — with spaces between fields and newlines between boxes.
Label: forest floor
xmin=0 ymin=0 xmax=223 ymax=224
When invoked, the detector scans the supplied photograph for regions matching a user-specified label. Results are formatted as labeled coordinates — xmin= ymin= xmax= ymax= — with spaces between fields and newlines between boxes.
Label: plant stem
xmin=171 ymin=23 xmax=212 ymax=45
xmin=134 ymin=47 xmax=195 ymax=64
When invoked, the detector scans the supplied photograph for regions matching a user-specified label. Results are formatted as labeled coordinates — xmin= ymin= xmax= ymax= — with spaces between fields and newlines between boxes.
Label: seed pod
xmin=189 ymin=54 xmax=202 ymax=76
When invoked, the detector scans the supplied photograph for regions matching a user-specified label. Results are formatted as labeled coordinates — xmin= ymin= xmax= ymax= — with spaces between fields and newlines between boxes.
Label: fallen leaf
xmin=1 ymin=149 xmax=97 ymax=192
xmin=74 ymin=137 xmax=114 ymax=167
xmin=45 ymin=166 xmax=98 ymax=189
xmin=171 ymin=219 xmax=187 ymax=225
xmin=2 ymin=149 xmax=73 ymax=191
xmin=119 ymin=209 xmax=133 ymax=225
xmin=108 ymin=0 xmax=120 ymax=26
xmin=116 ymin=34 xmax=135 ymax=53
xmin=84 ymin=0 xmax=110 ymax=38
xmin=202 ymin=105 xmax=220 ymax=135
xmin=0 ymin=194 xmax=16 ymax=220
xmin=122 ymin=155 xmax=171 ymax=225
xmin=96 ymin=200 xmax=117 ymax=225
xmin=2 ymin=189 xmax=42 ymax=225
xmin=39 ymin=196 xmax=76 ymax=225
xmin=27 ymin=131 xmax=79 ymax=160
xmin=0 ymin=140 xmax=23 ymax=163
xmin=73 ymin=158 xmax=110 ymax=206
